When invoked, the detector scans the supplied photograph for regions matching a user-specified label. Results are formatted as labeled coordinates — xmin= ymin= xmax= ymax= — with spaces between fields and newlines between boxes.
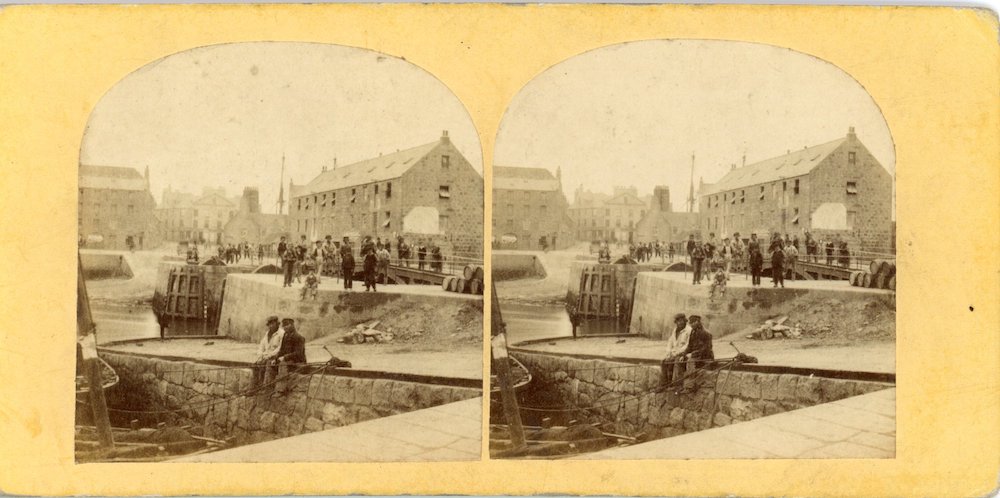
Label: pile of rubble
xmin=746 ymin=316 xmax=802 ymax=340
xmin=338 ymin=320 xmax=395 ymax=345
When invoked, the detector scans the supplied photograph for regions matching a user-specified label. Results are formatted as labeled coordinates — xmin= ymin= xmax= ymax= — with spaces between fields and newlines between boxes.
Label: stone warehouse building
xmin=699 ymin=128 xmax=892 ymax=252
xmin=635 ymin=186 xmax=700 ymax=244
xmin=492 ymin=166 xmax=574 ymax=250
xmin=78 ymin=165 xmax=162 ymax=250
xmin=290 ymin=131 xmax=483 ymax=257
xmin=569 ymin=186 xmax=650 ymax=243
xmin=157 ymin=187 xmax=241 ymax=244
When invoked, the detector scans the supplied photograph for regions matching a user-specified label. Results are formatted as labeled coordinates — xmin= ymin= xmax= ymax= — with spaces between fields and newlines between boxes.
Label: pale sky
xmin=80 ymin=42 xmax=482 ymax=211
xmin=495 ymin=40 xmax=895 ymax=212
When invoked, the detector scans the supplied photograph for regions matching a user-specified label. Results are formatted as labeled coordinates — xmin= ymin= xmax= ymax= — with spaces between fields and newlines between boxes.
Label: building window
xmin=383 ymin=211 xmax=391 ymax=229
xmin=385 ymin=182 xmax=392 ymax=198
xmin=847 ymin=210 xmax=857 ymax=228
xmin=848 ymin=151 xmax=857 ymax=165
xmin=439 ymin=214 xmax=449 ymax=231
xmin=441 ymin=155 xmax=450 ymax=168
xmin=297 ymin=199 xmax=301 ymax=211
xmin=351 ymin=188 xmax=356 ymax=203
xmin=759 ymin=186 xmax=765 ymax=200
xmin=794 ymin=179 xmax=800 ymax=194
xmin=439 ymin=186 xmax=451 ymax=199
xmin=846 ymin=182 xmax=858 ymax=195
xmin=332 ymin=192 xmax=336 ymax=206
xmin=783 ymin=181 xmax=787 ymax=192
xmin=740 ymin=190 xmax=745 ymax=203
xmin=374 ymin=185 xmax=379 ymax=195
xmin=792 ymin=208 xmax=800 ymax=225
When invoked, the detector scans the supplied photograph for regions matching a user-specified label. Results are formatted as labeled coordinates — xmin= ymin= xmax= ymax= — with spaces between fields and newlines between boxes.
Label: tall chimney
xmin=441 ymin=130 xmax=450 ymax=144
xmin=848 ymin=126 xmax=857 ymax=140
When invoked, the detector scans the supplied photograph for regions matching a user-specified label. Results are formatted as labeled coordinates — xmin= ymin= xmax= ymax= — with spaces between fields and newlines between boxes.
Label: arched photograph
xmin=490 ymin=40 xmax=896 ymax=460
xmin=75 ymin=42 xmax=484 ymax=463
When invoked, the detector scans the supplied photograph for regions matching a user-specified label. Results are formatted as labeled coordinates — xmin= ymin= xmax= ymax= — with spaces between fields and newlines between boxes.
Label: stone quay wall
xmin=512 ymin=350 xmax=892 ymax=441
xmin=80 ymin=252 xmax=134 ymax=280
xmin=629 ymin=272 xmax=895 ymax=340
xmin=102 ymin=352 xmax=480 ymax=446
xmin=491 ymin=252 xmax=547 ymax=281
xmin=218 ymin=274 xmax=482 ymax=343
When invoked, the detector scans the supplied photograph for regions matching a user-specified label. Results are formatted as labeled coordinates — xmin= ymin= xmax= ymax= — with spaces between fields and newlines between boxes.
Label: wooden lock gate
xmin=576 ymin=265 xmax=618 ymax=319
xmin=164 ymin=265 xmax=208 ymax=320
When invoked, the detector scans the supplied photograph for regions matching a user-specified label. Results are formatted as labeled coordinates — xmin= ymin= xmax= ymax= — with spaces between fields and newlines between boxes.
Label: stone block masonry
xmin=512 ymin=351 xmax=892 ymax=442
xmin=218 ymin=273 xmax=482 ymax=342
xmin=102 ymin=352 xmax=480 ymax=446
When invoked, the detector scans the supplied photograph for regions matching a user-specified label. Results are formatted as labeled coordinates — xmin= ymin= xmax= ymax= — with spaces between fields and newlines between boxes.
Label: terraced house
xmin=699 ymin=127 xmax=893 ymax=252
xmin=289 ymin=131 xmax=483 ymax=256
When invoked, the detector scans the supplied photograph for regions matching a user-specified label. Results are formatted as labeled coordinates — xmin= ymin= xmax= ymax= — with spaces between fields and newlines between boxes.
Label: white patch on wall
xmin=403 ymin=207 xmax=440 ymax=234
xmin=811 ymin=203 xmax=848 ymax=230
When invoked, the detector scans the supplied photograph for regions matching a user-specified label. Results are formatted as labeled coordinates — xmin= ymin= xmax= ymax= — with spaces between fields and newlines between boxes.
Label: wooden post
xmin=490 ymin=281 xmax=526 ymax=453
xmin=78 ymin=254 xmax=114 ymax=449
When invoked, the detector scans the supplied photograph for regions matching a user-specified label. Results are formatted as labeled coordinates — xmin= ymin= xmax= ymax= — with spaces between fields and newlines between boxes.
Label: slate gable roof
xmin=701 ymin=138 xmax=846 ymax=195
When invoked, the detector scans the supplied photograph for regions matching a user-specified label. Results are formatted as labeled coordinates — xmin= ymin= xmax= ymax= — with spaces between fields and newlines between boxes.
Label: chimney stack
xmin=441 ymin=130 xmax=450 ymax=144
xmin=847 ymin=126 xmax=857 ymax=140
xmin=741 ymin=153 xmax=746 ymax=168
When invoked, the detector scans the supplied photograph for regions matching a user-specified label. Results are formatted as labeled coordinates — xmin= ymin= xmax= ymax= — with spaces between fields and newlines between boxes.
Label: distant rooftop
xmin=493 ymin=166 xmax=561 ymax=192
xmin=79 ymin=165 xmax=147 ymax=191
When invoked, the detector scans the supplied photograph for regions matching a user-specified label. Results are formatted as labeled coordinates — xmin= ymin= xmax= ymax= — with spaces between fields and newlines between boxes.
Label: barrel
xmin=869 ymin=260 xmax=881 ymax=276
xmin=473 ymin=265 xmax=485 ymax=282
xmin=450 ymin=277 xmax=461 ymax=292
xmin=849 ymin=271 xmax=861 ymax=286
xmin=888 ymin=275 xmax=896 ymax=291
xmin=876 ymin=272 xmax=888 ymax=289
xmin=471 ymin=279 xmax=484 ymax=295
xmin=457 ymin=278 xmax=469 ymax=293
xmin=442 ymin=276 xmax=455 ymax=291
xmin=463 ymin=265 xmax=475 ymax=280
xmin=862 ymin=272 xmax=872 ymax=288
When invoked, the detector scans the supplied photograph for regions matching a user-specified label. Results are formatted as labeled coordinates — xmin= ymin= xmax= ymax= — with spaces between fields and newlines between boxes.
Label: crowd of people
xmin=680 ymin=231 xmax=854 ymax=289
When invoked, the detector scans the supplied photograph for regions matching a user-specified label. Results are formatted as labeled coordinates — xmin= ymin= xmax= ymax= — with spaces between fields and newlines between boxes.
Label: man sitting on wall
xmin=274 ymin=318 xmax=307 ymax=395
xmin=251 ymin=315 xmax=285 ymax=392
xmin=660 ymin=313 xmax=692 ymax=389
xmin=676 ymin=315 xmax=714 ymax=395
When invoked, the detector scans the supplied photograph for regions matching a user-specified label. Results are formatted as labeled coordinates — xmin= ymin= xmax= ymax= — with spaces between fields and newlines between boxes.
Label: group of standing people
xmin=218 ymin=241 xmax=266 ymax=265
xmin=396 ymin=239 xmax=444 ymax=272
xmin=685 ymin=231 xmax=854 ymax=288
xmin=277 ymin=234 xmax=403 ymax=295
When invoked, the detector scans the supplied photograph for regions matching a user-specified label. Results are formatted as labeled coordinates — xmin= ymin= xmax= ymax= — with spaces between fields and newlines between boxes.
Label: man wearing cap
xmin=274 ymin=318 xmax=307 ymax=394
xmin=252 ymin=316 xmax=285 ymax=391
xmin=677 ymin=315 xmax=714 ymax=394
xmin=660 ymin=313 xmax=692 ymax=388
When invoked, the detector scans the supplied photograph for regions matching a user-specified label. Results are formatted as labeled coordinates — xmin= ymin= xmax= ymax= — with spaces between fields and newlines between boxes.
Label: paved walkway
xmin=175 ymin=398 xmax=482 ymax=462
xmin=514 ymin=336 xmax=895 ymax=374
xmin=646 ymin=270 xmax=895 ymax=294
xmin=101 ymin=338 xmax=482 ymax=380
xmin=239 ymin=273 xmax=481 ymax=300
xmin=576 ymin=388 xmax=895 ymax=459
